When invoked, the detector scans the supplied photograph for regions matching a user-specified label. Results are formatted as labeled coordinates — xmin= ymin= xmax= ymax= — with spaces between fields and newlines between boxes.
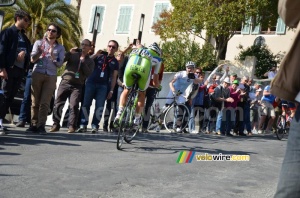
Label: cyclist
xmin=280 ymin=100 xmax=297 ymax=124
xmin=166 ymin=61 xmax=203 ymax=132
xmin=113 ymin=42 xmax=162 ymax=129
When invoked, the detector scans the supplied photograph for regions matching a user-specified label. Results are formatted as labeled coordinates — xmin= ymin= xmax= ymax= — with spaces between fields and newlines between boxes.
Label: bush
xmin=236 ymin=44 xmax=279 ymax=78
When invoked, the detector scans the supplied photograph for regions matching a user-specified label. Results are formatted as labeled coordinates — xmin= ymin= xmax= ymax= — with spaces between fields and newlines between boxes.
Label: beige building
xmin=74 ymin=0 xmax=295 ymax=61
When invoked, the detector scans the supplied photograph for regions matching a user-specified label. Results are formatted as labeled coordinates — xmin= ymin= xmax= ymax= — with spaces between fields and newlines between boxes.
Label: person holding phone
xmin=49 ymin=39 xmax=94 ymax=133
xmin=77 ymin=40 xmax=119 ymax=133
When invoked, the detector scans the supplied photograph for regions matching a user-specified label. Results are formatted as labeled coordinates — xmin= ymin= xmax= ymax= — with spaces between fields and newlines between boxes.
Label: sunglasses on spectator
xmin=108 ymin=45 xmax=116 ymax=49
xmin=47 ymin=29 xmax=57 ymax=33
xmin=81 ymin=43 xmax=90 ymax=46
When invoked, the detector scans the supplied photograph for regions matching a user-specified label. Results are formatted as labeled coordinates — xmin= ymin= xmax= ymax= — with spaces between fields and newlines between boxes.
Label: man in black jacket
xmin=0 ymin=9 xmax=31 ymax=135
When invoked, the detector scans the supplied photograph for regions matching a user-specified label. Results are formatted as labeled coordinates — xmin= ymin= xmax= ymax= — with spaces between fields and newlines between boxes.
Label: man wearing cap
xmin=220 ymin=80 xmax=242 ymax=136
xmin=211 ymin=77 xmax=234 ymax=135
xmin=167 ymin=61 xmax=202 ymax=133
xmin=230 ymin=73 xmax=238 ymax=83
xmin=234 ymin=76 xmax=251 ymax=136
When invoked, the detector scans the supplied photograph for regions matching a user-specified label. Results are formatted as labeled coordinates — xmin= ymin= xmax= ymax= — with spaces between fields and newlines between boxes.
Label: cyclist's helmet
xmin=185 ymin=61 xmax=195 ymax=68
xmin=148 ymin=42 xmax=161 ymax=56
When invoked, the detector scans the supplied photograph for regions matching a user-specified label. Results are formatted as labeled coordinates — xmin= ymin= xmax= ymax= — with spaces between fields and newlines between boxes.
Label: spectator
xmin=221 ymin=79 xmax=241 ymax=136
xmin=233 ymin=76 xmax=251 ymax=136
xmin=49 ymin=39 xmax=94 ymax=133
xmin=166 ymin=61 xmax=202 ymax=133
xmin=77 ymin=40 xmax=119 ymax=133
xmin=249 ymin=81 xmax=262 ymax=133
xmin=103 ymin=44 xmax=132 ymax=132
xmin=273 ymin=1 xmax=300 ymax=196
xmin=264 ymin=62 xmax=277 ymax=79
xmin=212 ymin=77 xmax=234 ymax=135
xmin=26 ymin=23 xmax=65 ymax=134
xmin=258 ymin=85 xmax=276 ymax=134
xmin=0 ymin=9 xmax=32 ymax=135
xmin=142 ymin=62 xmax=164 ymax=133
xmin=188 ymin=70 xmax=207 ymax=134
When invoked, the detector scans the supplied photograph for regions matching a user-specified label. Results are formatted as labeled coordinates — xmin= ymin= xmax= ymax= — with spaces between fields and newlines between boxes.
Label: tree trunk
xmin=215 ymin=35 xmax=228 ymax=60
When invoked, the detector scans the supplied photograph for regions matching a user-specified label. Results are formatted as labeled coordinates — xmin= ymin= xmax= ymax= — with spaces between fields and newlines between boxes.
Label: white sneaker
xmin=252 ymin=129 xmax=258 ymax=134
xmin=176 ymin=127 xmax=181 ymax=133
xmin=155 ymin=126 xmax=160 ymax=132
xmin=257 ymin=130 xmax=263 ymax=134
xmin=190 ymin=130 xmax=199 ymax=134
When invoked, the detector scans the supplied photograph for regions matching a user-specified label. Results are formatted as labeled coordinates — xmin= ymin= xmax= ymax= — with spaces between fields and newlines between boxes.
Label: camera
xmin=188 ymin=73 xmax=195 ymax=79
xmin=100 ymin=51 xmax=108 ymax=56
xmin=75 ymin=48 xmax=82 ymax=52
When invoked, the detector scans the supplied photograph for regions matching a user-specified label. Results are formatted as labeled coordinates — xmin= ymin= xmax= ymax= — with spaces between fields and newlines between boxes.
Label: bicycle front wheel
xmin=163 ymin=104 xmax=190 ymax=133
xmin=275 ymin=115 xmax=286 ymax=140
xmin=117 ymin=91 xmax=135 ymax=150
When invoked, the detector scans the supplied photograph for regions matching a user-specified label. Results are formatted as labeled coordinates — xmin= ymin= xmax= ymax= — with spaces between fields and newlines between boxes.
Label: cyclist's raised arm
xmin=169 ymin=77 xmax=177 ymax=93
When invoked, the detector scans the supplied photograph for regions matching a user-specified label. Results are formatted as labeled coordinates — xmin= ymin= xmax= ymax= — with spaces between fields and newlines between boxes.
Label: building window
xmin=240 ymin=17 xmax=286 ymax=35
xmin=116 ymin=6 xmax=133 ymax=34
xmin=88 ymin=6 xmax=105 ymax=34
xmin=152 ymin=2 xmax=170 ymax=26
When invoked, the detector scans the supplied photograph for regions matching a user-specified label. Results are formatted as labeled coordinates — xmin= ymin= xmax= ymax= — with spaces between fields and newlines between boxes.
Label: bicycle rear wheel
xmin=275 ymin=115 xmax=286 ymax=140
xmin=117 ymin=91 xmax=135 ymax=150
xmin=163 ymin=104 xmax=190 ymax=133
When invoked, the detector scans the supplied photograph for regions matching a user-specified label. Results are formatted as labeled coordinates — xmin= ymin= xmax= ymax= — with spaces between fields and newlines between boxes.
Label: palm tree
xmin=1 ymin=0 xmax=82 ymax=50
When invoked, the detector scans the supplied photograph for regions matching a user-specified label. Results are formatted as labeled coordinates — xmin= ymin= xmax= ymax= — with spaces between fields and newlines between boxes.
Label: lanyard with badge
xmin=75 ymin=59 xmax=82 ymax=78
xmin=99 ymin=56 xmax=113 ymax=78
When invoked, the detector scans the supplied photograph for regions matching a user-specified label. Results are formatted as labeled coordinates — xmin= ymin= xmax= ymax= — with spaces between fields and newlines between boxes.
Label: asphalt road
xmin=0 ymin=124 xmax=287 ymax=198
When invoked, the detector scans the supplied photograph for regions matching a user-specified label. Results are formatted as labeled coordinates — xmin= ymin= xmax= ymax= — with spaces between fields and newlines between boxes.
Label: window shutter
xmin=88 ymin=6 xmax=96 ymax=33
xmin=251 ymin=16 xmax=261 ymax=34
xmin=153 ymin=3 xmax=169 ymax=25
xmin=116 ymin=6 xmax=132 ymax=34
xmin=276 ymin=17 xmax=286 ymax=34
xmin=241 ymin=18 xmax=251 ymax=35
xmin=88 ymin=6 xmax=104 ymax=33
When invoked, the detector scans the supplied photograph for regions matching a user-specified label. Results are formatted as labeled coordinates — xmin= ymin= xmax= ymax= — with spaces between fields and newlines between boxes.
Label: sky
xmin=64 ymin=0 xmax=71 ymax=4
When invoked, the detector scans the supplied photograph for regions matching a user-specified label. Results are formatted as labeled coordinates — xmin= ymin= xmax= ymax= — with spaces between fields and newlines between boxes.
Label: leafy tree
xmin=153 ymin=0 xmax=278 ymax=60
xmin=161 ymin=37 xmax=217 ymax=72
xmin=236 ymin=44 xmax=281 ymax=78
xmin=1 ymin=0 xmax=82 ymax=51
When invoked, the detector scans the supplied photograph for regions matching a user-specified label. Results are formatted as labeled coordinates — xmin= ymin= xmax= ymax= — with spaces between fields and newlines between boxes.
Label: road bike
xmin=275 ymin=104 xmax=291 ymax=140
xmin=147 ymin=91 xmax=190 ymax=133
xmin=116 ymin=73 xmax=141 ymax=150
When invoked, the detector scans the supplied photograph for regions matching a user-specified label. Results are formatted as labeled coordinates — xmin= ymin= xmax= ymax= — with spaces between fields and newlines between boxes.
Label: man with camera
xmin=77 ymin=40 xmax=119 ymax=133
xmin=166 ymin=61 xmax=203 ymax=133
xmin=49 ymin=39 xmax=94 ymax=133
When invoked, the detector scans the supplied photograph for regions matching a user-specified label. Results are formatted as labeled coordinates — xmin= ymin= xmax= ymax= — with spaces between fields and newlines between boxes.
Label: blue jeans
xmin=79 ymin=82 xmax=108 ymax=129
xmin=19 ymin=72 xmax=32 ymax=122
xmin=275 ymin=105 xmax=300 ymax=197
xmin=216 ymin=109 xmax=223 ymax=132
